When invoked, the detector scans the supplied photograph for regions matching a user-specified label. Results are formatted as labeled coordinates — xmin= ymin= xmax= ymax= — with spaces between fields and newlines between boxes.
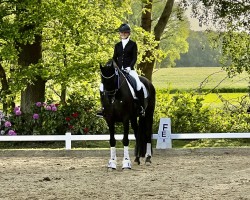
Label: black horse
xmin=100 ymin=60 xmax=155 ymax=169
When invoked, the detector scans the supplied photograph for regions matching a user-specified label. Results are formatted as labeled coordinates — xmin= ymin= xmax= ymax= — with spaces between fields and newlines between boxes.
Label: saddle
xmin=122 ymin=72 xmax=148 ymax=101
xmin=123 ymin=73 xmax=137 ymax=92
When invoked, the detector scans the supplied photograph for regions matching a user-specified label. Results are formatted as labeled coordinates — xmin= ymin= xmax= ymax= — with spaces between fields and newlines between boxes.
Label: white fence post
xmin=65 ymin=132 xmax=72 ymax=150
xmin=156 ymin=118 xmax=172 ymax=149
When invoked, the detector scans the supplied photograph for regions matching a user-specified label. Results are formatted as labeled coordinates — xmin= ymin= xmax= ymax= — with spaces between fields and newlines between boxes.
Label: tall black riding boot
xmin=96 ymin=91 xmax=104 ymax=117
xmin=136 ymin=88 xmax=145 ymax=116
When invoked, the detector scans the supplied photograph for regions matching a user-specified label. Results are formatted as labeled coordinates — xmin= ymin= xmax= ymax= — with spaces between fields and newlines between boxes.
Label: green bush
xmin=154 ymin=89 xmax=250 ymax=134
xmin=2 ymin=87 xmax=250 ymax=138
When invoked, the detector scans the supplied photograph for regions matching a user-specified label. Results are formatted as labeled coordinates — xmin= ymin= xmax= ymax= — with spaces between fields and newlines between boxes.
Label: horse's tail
xmin=137 ymin=78 xmax=156 ymax=157
xmin=137 ymin=116 xmax=146 ymax=157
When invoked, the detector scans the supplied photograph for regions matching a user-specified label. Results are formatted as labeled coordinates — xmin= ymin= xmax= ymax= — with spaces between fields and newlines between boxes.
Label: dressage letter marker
xmin=156 ymin=118 xmax=172 ymax=149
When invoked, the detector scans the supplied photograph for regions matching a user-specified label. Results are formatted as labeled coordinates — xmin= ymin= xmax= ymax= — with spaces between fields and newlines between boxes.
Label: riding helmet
xmin=118 ymin=23 xmax=131 ymax=33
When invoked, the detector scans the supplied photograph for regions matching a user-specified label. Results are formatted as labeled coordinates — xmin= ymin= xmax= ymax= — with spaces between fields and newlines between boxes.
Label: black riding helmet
xmin=118 ymin=23 xmax=131 ymax=33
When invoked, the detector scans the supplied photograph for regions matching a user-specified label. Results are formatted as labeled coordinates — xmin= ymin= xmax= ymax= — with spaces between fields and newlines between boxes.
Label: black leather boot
xmin=136 ymin=88 xmax=145 ymax=116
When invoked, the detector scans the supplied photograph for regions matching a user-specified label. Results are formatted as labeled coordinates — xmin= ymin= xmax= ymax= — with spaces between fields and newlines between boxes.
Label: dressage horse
xmin=100 ymin=60 xmax=155 ymax=169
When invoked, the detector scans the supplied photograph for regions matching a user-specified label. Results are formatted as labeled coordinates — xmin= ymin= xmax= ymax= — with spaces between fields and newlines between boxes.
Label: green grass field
xmin=152 ymin=67 xmax=249 ymax=107
xmin=152 ymin=67 xmax=249 ymax=92
xmin=152 ymin=67 xmax=250 ymax=147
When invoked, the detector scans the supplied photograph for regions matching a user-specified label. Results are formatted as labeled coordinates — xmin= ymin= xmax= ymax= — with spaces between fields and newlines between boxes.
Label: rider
xmin=97 ymin=23 xmax=145 ymax=116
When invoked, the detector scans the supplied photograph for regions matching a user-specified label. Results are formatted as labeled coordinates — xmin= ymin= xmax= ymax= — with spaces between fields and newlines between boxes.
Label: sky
xmin=184 ymin=6 xmax=209 ymax=31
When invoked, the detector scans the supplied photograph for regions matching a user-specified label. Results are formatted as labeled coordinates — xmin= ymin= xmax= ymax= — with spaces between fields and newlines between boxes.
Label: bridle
xmin=101 ymin=65 xmax=126 ymax=97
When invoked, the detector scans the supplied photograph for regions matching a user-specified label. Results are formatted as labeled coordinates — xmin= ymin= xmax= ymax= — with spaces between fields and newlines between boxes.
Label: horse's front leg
xmin=108 ymin=122 xmax=117 ymax=170
xmin=122 ymin=119 xmax=132 ymax=169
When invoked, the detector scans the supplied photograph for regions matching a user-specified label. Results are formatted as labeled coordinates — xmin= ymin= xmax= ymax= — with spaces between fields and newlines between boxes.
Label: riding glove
xmin=124 ymin=67 xmax=131 ymax=73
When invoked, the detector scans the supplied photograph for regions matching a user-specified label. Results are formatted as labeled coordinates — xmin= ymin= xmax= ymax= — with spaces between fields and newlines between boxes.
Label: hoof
xmin=107 ymin=159 xmax=117 ymax=170
xmin=122 ymin=159 xmax=132 ymax=170
xmin=145 ymin=156 xmax=152 ymax=165
xmin=134 ymin=157 xmax=140 ymax=165
xmin=107 ymin=167 xmax=116 ymax=172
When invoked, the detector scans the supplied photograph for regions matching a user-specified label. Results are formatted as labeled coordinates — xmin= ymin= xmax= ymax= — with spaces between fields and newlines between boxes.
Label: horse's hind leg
xmin=145 ymin=110 xmax=154 ymax=165
xmin=131 ymin=117 xmax=140 ymax=165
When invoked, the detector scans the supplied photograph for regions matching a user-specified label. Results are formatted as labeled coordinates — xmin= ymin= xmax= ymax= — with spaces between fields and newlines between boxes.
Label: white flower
xmin=0 ymin=130 xmax=5 ymax=135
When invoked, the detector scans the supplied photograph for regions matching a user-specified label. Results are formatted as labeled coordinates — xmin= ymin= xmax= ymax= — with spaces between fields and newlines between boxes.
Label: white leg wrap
xmin=108 ymin=159 xmax=117 ymax=169
xmin=123 ymin=146 xmax=130 ymax=160
xmin=108 ymin=147 xmax=117 ymax=169
xmin=110 ymin=147 xmax=116 ymax=160
xmin=146 ymin=143 xmax=152 ymax=157
xmin=122 ymin=146 xmax=131 ymax=169
xmin=122 ymin=159 xmax=132 ymax=169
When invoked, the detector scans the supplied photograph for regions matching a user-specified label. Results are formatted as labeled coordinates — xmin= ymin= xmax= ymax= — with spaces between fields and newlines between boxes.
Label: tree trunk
xmin=18 ymin=34 xmax=45 ymax=113
xmin=137 ymin=0 xmax=153 ymax=81
xmin=60 ymin=84 xmax=67 ymax=105
xmin=21 ymin=76 xmax=46 ymax=113
xmin=138 ymin=0 xmax=175 ymax=81
xmin=154 ymin=0 xmax=175 ymax=41
xmin=16 ymin=0 xmax=45 ymax=113
xmin=60 ymin=44 xmax=67 ymax=105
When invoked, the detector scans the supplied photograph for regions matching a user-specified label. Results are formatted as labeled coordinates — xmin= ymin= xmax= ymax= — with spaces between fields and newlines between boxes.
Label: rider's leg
xmin=135 ymin=88 xmax=145 ymax=116
xmin=129 ymin=70 xmax=145 ymax=116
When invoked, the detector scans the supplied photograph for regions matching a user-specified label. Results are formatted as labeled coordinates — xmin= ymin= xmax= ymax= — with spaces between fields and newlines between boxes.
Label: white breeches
xmin=99 ymin=70 xmax=142 ymax=92
xmin=129 ymin=70 xmax=142 ymax=91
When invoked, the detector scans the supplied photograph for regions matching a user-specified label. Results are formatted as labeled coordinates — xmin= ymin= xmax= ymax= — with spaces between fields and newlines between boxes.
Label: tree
xmin=41 ymin=0 xmax=132 ymax=102
xmin=137 ymin=0 xmax=175 ymax=81
xmin=15 ymin=0 xmax=45 ymax=113
xmin=180 ymin=0 xmax=250 ymax=76
xmin=131 ymin=0 xmax=249 ymax=80
xmin=0 ymin=0 xmax=131 ymax=112
xmin=0 ymin=1 xmax=22 ymax=112
xmin=175 ymin=31 xmax=222 ymax=67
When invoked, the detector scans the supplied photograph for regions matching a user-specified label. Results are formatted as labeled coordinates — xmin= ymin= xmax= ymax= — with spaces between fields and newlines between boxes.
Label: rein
xmin=101 ymin=73 xmax=115 ymax=79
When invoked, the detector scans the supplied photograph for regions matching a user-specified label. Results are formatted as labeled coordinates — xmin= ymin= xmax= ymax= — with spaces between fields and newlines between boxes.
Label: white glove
xmin=124 ymin=67 xmax=131 ymax=73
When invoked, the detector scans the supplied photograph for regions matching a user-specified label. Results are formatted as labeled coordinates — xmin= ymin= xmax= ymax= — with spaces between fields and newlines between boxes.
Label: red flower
xmin=65 ymin=117 xmax=71 ymax=121
xmin=72 ymin=112 xmax=79 ymax=118
xmin=83 ymin=127 xmax=89 ymax=133
xmin=68 ymin=125 xmax=74 ymax=129
xmin=55 ymin=103 xmax=60 ymax=107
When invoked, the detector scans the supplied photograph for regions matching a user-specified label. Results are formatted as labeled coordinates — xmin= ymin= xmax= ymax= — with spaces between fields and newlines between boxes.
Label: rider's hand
xmin=124 ymin=67 xmax=131 ymax=73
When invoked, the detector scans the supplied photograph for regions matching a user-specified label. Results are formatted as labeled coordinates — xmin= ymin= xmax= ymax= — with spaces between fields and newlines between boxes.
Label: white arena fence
xmin=0 ymin=118 xmax=250 ymax=150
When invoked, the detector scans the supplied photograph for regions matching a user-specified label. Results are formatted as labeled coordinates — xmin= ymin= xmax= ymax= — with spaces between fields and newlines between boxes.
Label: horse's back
xmin=139 ymin=76 xmax=156 ymax=105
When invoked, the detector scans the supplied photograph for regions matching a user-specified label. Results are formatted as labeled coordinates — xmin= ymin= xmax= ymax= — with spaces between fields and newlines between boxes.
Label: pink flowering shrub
xmin=0 ymin=93 xmax=107 ymax=135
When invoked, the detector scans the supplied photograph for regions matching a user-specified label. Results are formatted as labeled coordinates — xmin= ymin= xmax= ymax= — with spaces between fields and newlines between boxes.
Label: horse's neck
xmin=119 ymin=74 xmax=132 ymax=98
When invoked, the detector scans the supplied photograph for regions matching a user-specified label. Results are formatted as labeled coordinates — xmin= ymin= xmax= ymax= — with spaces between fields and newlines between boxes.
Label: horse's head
xmin=100 ymin=60 xmax=118 ymax=96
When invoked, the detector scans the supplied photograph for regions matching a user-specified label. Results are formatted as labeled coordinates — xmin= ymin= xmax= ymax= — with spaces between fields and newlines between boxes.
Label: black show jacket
xmin=113 ymin=40 xmax=138 ymax=70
